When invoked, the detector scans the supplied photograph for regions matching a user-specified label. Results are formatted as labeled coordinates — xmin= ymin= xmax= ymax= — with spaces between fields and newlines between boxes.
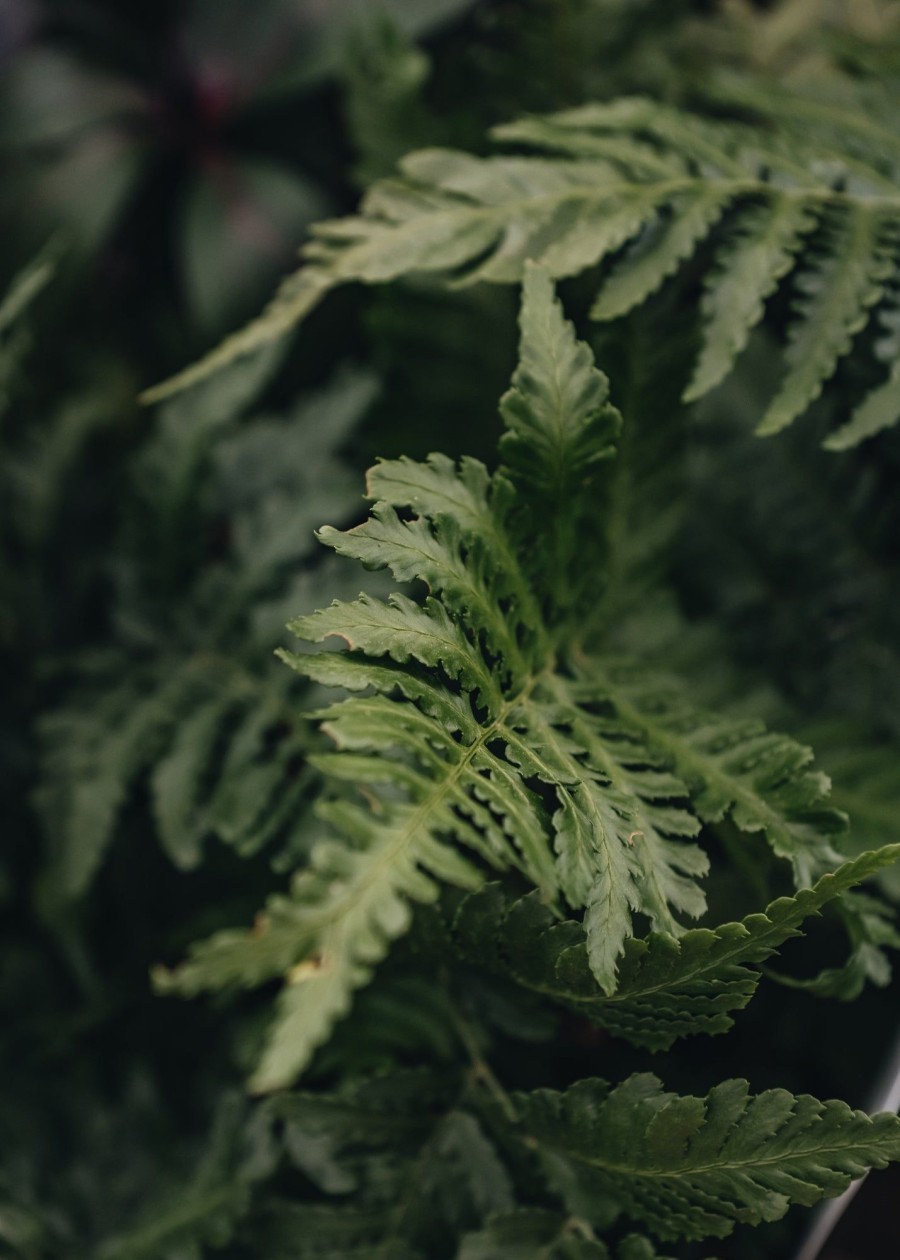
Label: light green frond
xmin=500 ymin=264 xmax=620 ymax=495
xmin=145 ymin=90 xmax=900 ymax=445
xmin=578 ymin=659 xmax=848 ymax=886
xmin=757 ymin=206 xmax=896 ymax=435
xmin=140 ymin=267 xmax=331 ymax=403
xmin=290 ymin=593 xmax=502 ymax=711
xmin=499 ymin=264 xmax=621 ymax=619
xmin=684 ymin=197 xmax=819 ymax=401
xmin=825 ymin=290 xmax=900 ymax=448
xmin=316 ymin=505 xmax=529 ymax=678
xmin=518 ymin=1073 xmax=900 ymax=1241
xmin=590 ymin=185 xmax=733 ymax=322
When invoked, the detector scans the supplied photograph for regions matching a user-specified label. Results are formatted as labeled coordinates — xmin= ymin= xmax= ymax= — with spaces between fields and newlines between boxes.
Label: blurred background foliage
xmin=3 ymin=2 xmax=900 ymax=1257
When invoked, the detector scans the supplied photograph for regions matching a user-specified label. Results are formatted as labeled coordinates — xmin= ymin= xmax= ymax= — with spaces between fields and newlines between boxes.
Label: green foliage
xmin=459 ymin=1213 xmax=689 ymax=1260
xmin=518 ymin=1074 xmax=900 ymax=1241
xmin=0 ymin=245 xmax=56 ymax=416
xmin=35 ymin=362 xmax=375 ymax=899
xmin=160 ymin=270 xmax=885 ymax=1101
xmin=453 ymin=847 xmax=900 ymax=1051
xmin=6 ymin=5 xmax=900 ymax=1259
xmin=149 ymin=84 xmax=900 ymax=448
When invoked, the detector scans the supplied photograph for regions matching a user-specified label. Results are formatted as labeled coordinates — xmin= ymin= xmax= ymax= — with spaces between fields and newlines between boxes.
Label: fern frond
xmin=755 ymin=206 xmax=896 ymax=436
xmin=0 ymin=244 xmax=57 ymax=415
xmin=258 ymin=1203 xmax=422 ymax=1260
xmin=825 ymin=286 xmax=900 ymax=448
xmin=148 ymin=91 xmax=900 ymax=443
xmin=95 ymin=1097 xmax=264 ymax=1260
xmin=162 ymin=270 xmax=710 ymax=1086
xmin=576 ymin=658 xmax=847 ymax=886
xmin=460 ymin=1209 xmax=611 ymax=1259
xmin=454 ymin=847 xmax=900 ymax=1050
xmin=459 ymin=1212 xmax=699 ymax=1259
xmin=518 ymin=1073 xmax=900 ymax=1242
xmin=261 ymin=1071 xmax=511 ymax=1255
xmin=684 ymin=198 xmax=817 ymax=401
xmin=807 ymin=722 xmax=900 ymax=903
xmin=163 ymin=268 xmax=855 ymax=1091
xmin=37 ymin=371 xmax=372 ymax=896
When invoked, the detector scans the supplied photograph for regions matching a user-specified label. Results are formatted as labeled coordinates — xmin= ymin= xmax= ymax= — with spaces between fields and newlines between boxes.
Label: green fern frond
xmin=574 ymin=658 xmax=847 ymax=887
xmin=147 ymin=91 xmax=900 ymax=444
xmin=459 ymin=1212 xmax=700 ymax=1259
xmin=257 ymin=1203 xmax=422 ymax=1260
xmin=95 ymin=1096 xmax=265 ymax=1260
xmin=517 ymin=1073 xmax=900 ymax=1242
xmin=0 ymin=244 xmax=57 ymax=416
xmin=755 ymin=206 xmax=896 ymax=436
xmin=454 ymin=846 xmax=900 ymax=1050
xmin=260 ymin=1070 xmax=511 ymax=1255
xmin=684 ymin=198 xmax=817 ymax=401
xmin=37 ymin=370 xmax=372 ymax=897
xmin=807 ymin=722 xmax=900 ymax=903
xmin=162 ymin=268 xmax=855 ymax=1091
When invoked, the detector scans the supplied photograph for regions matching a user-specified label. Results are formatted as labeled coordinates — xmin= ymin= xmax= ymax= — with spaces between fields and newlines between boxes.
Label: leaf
xmin=518 ymin=1073 xmax=900 ymax=1241
xmin=36 ymin=667 xmax=209 ymax=897
xmin=162 ymin=269 xmax=851 ymax=1090
xmin=38 ymin=368 xmax=371 ymax=896
xmin=162 ymin=271 xmax=707 ymax=1085
xmin=146 ymin=89 xmax=900 ymax=443
xmin=684 ymin=197 xmax=818 ymax=401
xmin=459 ymin=1209 xmax=611 ymax=1259
xmin=262 ymin=1071 xmax=509 ymax=1253
xmin=576 ymin=658 xmax=848 ymax=886
xmin=499 ymin=263 xmax=621 ymax=617
xmin=590 ymin=184 xmax=733 ymax=322
xmin=454 ymin=847 xmax=900 ymax=1050
xmin=95 ymin=1096 xmax=264 ymax=1260
xmin=459 ymin=1213 xmax=702 ymax=1260
xmin=756 ymin=205 xmax=895 ymax=436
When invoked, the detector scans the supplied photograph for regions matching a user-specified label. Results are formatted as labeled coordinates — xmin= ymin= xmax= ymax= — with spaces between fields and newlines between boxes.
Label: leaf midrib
xmin=531 ymin=1122 xmax=894 ymax=1180
xmin=312 ymin=672 xmax=547 ymax=935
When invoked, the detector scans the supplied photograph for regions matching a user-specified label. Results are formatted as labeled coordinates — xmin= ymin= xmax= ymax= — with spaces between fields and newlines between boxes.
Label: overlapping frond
xmin=161 ymin=268 xmax=860 ymax=1092
xmin=572 ymin=658 xmax=847 ymax=887
xmin=454 ymin=847 xmax=900 ymax=1050
xmin=146 ymin=92 xmax=900 ymax=445
xmin=519 ymin=1073 xmax=900 ymax=1241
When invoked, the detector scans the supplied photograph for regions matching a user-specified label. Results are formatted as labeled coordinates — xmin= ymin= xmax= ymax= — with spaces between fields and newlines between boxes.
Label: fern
xmin=259 ymin=1069 xmax=513 ymax=1257
xmin=160 ymin=266 xmax=865 ymax=1092
xmin=516 ymin=1073 xmax=900 ymax=1242
xmin=453 ymin=846 xmax=900 ymax=1051
xmin=94 ymin=1097 xmax=264 ymax=1260
xmin=146 ymin=89 xmax=900 ymax=445
xmin=36 ymin=367 xmax=374 ymax=898
xmin=0 ymin=245 xmax=57 ymax=417
xmin=459 ymin=1211 xmax=692 ymax=1259
xmin=12 ymin=12 xmax=900 ymax=1260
